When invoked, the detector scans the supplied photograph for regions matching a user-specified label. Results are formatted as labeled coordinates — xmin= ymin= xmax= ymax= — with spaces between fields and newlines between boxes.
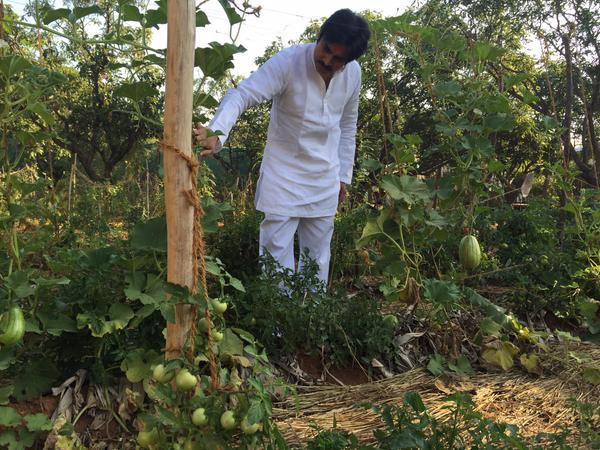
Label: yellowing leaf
xmin=519 ymin=353 xmax=539 ymax=374
xmin=482 ymin=341 xmax=519 ymax=371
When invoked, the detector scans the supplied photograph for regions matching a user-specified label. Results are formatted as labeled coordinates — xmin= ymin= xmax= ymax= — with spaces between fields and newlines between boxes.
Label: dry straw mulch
xmin=273 ymin=343 xmax=600 ymax=446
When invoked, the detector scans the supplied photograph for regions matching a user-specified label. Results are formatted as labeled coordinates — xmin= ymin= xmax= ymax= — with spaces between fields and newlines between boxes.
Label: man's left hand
xmin=339 ymin=182 xmax=347 ymax=204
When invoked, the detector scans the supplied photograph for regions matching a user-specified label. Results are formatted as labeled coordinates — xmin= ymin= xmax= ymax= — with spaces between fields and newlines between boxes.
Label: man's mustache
xmin=318 ymin=61 xmax=333 ymax=71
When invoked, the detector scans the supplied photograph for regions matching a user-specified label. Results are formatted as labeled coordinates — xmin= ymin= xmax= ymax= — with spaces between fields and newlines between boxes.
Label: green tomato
xmin=220 ymin=410 xmax=236 ymax=430
xmin=152 ymin=364 xmax=174 ymax=384
xmin=383 ymin=314 xmax=399 ymax=329
xmin=137 ymin=428 xmax=159 ymax=448
xmin=191 ymin=407 xmax=208 ymax=426
xmin=212 ymin=330 xmax=224 ymax=342
xmin=198 ymin=318 xmax=210 ymax=332
xmin=211 ymin=298 xmax=228 ymax=314
xmin=240 ymin=417 xmax=260 ymax=435
xmin=175 ymin=369 xmax=197 ymax=391
xmin=183 ymin=438 xmax=202 ymax=450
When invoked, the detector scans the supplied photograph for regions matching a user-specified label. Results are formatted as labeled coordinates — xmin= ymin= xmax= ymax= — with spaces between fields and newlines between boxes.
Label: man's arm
xmin=338 ymin=66 xmax=361 ymax=187
xmin=196 ymin=49 xmax=291 ymax=156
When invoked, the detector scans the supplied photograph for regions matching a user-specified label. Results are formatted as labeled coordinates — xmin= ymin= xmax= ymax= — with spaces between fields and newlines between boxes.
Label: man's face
xmin=314 ymin=40 xmax=349 ymax=79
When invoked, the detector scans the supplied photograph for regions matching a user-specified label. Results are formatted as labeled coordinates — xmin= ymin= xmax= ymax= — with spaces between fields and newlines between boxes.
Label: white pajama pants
xmin=259 ymin=214 xmax=335 ymax=284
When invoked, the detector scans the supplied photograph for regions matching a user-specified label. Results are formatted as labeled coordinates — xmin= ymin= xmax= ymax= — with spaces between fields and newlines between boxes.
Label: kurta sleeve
xmin=208 ymin=49 xmax=291 ymax=147
xmin=338 ymin=65 xmax=361 ymax=184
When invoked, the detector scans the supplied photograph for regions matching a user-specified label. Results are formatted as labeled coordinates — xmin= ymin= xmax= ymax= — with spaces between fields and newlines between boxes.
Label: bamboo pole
xmin=163 ymin=0 xmax=196 ymax=360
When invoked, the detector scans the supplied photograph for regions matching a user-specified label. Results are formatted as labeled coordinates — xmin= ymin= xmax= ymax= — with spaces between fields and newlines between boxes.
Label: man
xmin=195 ymin=9 xmax=370 ymax=284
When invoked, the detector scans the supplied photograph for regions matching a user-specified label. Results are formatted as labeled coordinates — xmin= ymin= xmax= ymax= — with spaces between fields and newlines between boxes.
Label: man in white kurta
xmin=196 ymin=9 xmax=370 ymax=284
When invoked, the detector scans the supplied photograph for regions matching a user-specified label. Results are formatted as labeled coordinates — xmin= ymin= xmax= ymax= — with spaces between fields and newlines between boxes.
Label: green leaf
xmin=217 ymin=0 xmax=243 ymax=25
xmin=541 ymin=115 xmax=560 ymax=131
xmin=24 ymin=414 xmax=52 ymax=432
xmin=145 ymin=4 xmax=167 ymax=28
xmin=356 ymin=217 xmax=384 ymax=248
xmin=130 ymin=216 xmax=166 ymax=252
xmin=202 ymin=198 xmax=224 ymax=234
xmin=196 ymin=10 xmax=210 ymax=27
xmin=381 ymin=175 xmax=431 ymax=205
xmin=12 ymin=359 xmax=59 ymax=401
xmin=195 ymin=43 xmax=245 ymax=79
xmin=228 ymin=276 xmax=245 ymax=292
xmin=482 ymin=94 xmax=511 ymax=114
xmin=465 ymin=288 xmax=509 ymax=327
xmin=0 ymin=407 xmax=20 ymax=427
xmin=114 ymin=81 xmax=158 ymax=102
xmin=404 ymin=392 xmax=426 ymax=412
xmin=448 ymin=355 xmax=473 ymax=375
xmin=0 ymin=386 xmax=13 ymax=405
xmin=144 ymin=54 xmax=165 ymax=66
xmin=433 ymin=80 xmax=462 ymax=97
xmin=32 ymin=276 xmax=70 ymax=287
xmin=120 ymin=349 xmax=160 ymax=383
xmin=423 ymin=279 xmax=460 ymax=308
xmin=424 ymin=209 xmax=447 ymax=229
xmin=37 ymin=312 xmax=78 ymax=336
xmin=582 ymin=367 xmax=600 ymax=385
xmin=4 ymin=270 xmax=36 ymax=298
xmin=159 ymin=303 xmax=176 ymax=324
xmin=218 ymin=329 xmax=244 ymax=357
xmin=125 ymin=273 xmax=166 ymax=305
xmin=131 ymin=304 xmax=158 ymax=328
xmin=0 ymin=347 xmax=16 ymax=371
xmin=156 ymin=406 xmax=180 ymax=427
xmin=121 ymin=4 xmax=143 ymax=22
xmin=77 ymin=303 xmax=135 ymax=337
xmin=483 ymin=113 xmax=514 ymax=131
xmin=41 ymin=7 xmax=71 ymax=24
xmin=480 ymin=318 xmax=502 ymax=337
xmin=72 ymin=5 xmax=103 ymax=20
xmin=0 ymin=55 xmax=32 ymax=79
xmin=28 ymin=102 xmax=55 ymax=125
xmin=0 ymin=430 xmax=20 ymax=450
xmin=361 ymin=159 xmax=383 ymax=171
xmin=246 ymin=399 xmax=264 ymax=424
xmin=578 ymin=299 xmax=599 ymax=319
xmin=205 ymin=259 xmax=222 ymax=276
xmin=427 ymin=353 xmax=444 ymax=376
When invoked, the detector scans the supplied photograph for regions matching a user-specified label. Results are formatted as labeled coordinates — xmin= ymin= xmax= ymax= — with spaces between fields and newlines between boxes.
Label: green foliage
xmin=306 ymin=418 xmax=361 ymax=450
xmin=309 ymin=392 xmax=600 ymax=449
xmin=475 ymin=198 xmax=584 ymax=318
xmin=0 ymin=406 xmax=52 ymax=450
xmin=234 ymin=254 xmax=395 ymax=367
xmin=210 ymin=209 xmax=262 ymax=279
xmin=123 ymin=263 xmax=288 ymax=450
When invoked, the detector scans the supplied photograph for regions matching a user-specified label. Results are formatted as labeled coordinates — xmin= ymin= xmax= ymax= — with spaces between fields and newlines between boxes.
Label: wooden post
xmin=163 ymin=0 xmax=196 ymax=360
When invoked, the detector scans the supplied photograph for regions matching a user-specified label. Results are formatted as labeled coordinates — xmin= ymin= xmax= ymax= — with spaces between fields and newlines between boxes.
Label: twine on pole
xmin=160 ymin=140 xmax=220 ymax=391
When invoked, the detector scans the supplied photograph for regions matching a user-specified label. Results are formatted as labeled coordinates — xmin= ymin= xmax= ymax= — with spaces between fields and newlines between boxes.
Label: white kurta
xmin=209 ymin=42 xmax=361 ymax=217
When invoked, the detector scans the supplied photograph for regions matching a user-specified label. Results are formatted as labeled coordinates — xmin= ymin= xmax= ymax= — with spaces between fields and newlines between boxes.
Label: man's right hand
xmin=193 ymin=123 xmax=220 ymax=157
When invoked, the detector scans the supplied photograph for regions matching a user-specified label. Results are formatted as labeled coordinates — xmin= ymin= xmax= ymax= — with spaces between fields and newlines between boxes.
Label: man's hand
xmin=339 ymin=182 xmax=347 ymax=204
xmin=193 ymin=123 xmax=220 ymax=157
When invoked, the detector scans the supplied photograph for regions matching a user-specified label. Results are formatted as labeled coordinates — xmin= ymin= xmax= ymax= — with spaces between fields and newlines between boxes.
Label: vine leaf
xmin=114 ymin=81 xmax=158 ymax=102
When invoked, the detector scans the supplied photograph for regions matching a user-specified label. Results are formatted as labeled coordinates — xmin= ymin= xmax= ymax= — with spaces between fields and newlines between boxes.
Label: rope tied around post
xmin=160 ymin=140 xmax=220 ymax=391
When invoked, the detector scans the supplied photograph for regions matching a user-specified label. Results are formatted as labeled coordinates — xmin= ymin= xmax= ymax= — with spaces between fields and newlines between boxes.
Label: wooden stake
xmin=163 ymin=0 xmax=196 ymax=360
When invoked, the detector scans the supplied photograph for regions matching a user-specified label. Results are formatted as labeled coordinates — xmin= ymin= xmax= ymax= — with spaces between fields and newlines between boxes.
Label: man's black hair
xmin=317 ymin=9 xmax=371 ymax=61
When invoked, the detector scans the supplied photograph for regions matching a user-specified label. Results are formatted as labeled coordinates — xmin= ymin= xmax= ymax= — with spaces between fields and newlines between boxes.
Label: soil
xmin=296 ymin=352 xmax=370 ymax=385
